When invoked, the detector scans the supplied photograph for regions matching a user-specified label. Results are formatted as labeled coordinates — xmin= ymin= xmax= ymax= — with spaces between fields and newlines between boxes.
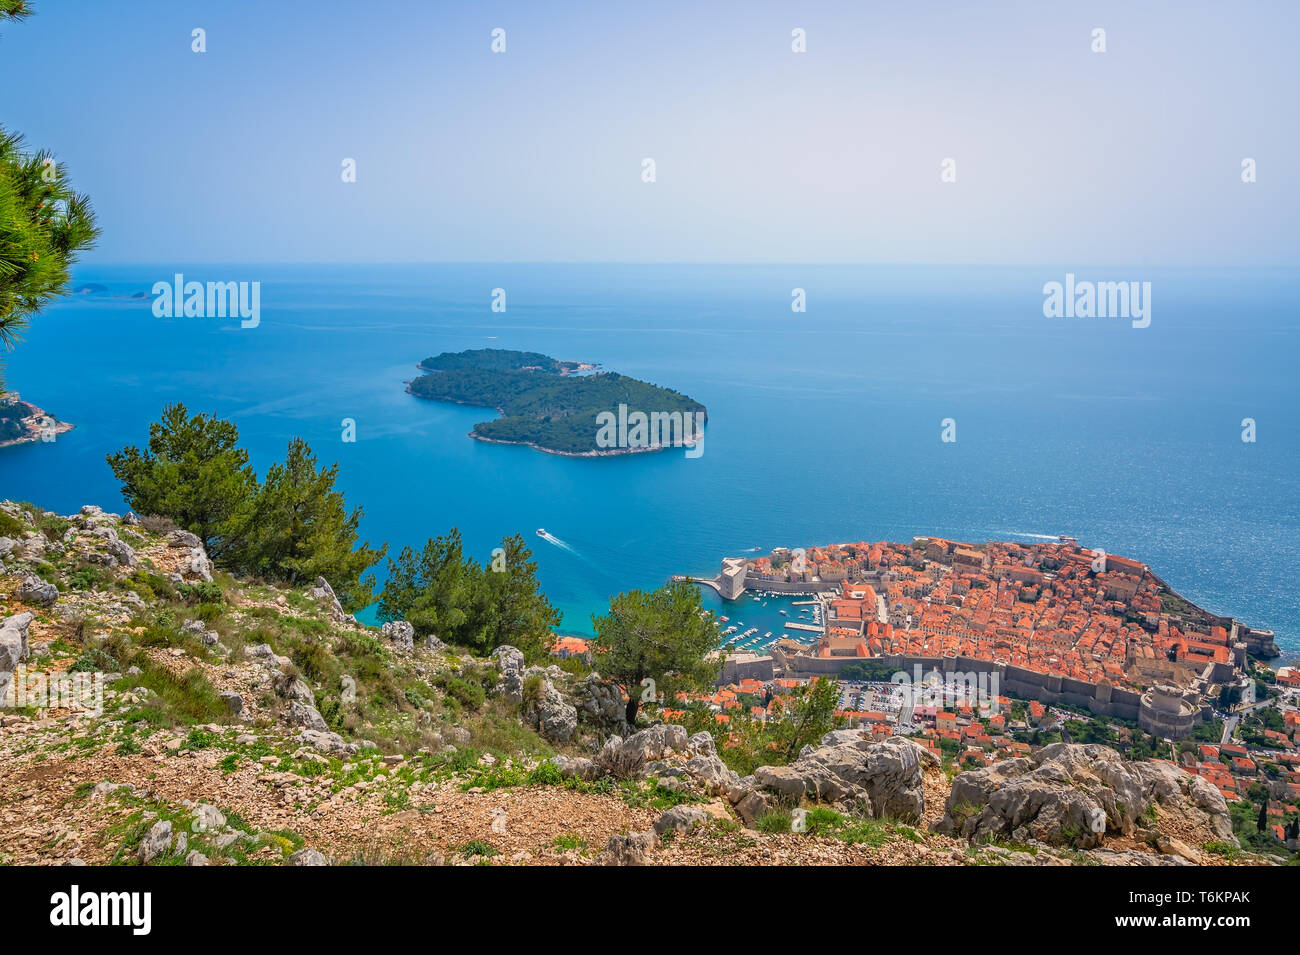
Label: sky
xmin=2 ymin=0 xmax=1297 ymax=265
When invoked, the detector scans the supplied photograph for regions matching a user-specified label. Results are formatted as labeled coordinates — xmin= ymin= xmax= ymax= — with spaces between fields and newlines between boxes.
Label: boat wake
xmin=537 ymin=530 xmax=576 ymax=553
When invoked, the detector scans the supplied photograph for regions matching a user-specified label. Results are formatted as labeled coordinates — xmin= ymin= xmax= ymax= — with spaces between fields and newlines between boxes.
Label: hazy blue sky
xmin=3 ymin=0 xmax=1296 ymax=265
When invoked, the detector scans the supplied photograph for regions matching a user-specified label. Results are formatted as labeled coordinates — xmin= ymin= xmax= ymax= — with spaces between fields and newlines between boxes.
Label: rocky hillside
xmin=0 ymin=501 xmax=1280 ymax=866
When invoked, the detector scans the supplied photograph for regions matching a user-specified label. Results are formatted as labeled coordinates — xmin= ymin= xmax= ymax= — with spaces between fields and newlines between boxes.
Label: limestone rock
xmin=0 ymin=611 xmax=33 ymax=669
xmin=520 ymin=665 xmax=578 ymax=744
xmin=572 ymin=673 xmax=630 ymax=734
xmin=287 ymin=701 xmax=329 ymax=732
xmin=653 ymin=805 xmax=709 ymax=836
xmin=594 ymin=724 xmax=690 ymax=779
xmin=16 ymin=574 xmax=58 ymax=607
xmin=138 ymin=820 xmax=173 ymax=863
xmin=490 ymin=645 xmax=526 ymax=704
xmin=548 ymin=755 xmax=597 ymax=780
xmin=194 ymin=804 xmax=226 ymax=832
xmin=167 ymin=530 xmax=203 ymax=549
xmin=298 ymin=729 xmax=358 ymax=755
xmin=289 ymin=847 xmax=329 ymax=866
xmin=105 ymin=536 xmax=137 ymax=567
xmin=381 ymin=620 xmax=415 ymax=652
xmin=596 ymin=831 xmax=656 ymax=866
xmin=934 ymin=742 xmax=1231 ymax=850
xmin=753 ymin=735 xmax=936 ymax=822
xmin=733 ymin=789 xmax=771 ymax=828
xmin=282 ymin=677 xmax=315 ymax=705
xmin=308 ymin=577 xmax=348 ymax=623
xmin=1132 ymin=758 xmax=1236 ymax=843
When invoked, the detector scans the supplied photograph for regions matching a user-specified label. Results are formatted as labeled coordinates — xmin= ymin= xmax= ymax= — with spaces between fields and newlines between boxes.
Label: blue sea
xmin=2 ymin=264 xmax=1296 ymax=654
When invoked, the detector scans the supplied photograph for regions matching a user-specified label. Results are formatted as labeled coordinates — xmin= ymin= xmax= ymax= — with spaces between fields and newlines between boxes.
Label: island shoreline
xmin=0 ymin=393 xmax=74 ymax=449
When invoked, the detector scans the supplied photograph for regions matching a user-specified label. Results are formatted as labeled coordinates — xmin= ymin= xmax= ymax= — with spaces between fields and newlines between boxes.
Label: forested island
xmin=407 ymin=349 xmax=706 ymax=455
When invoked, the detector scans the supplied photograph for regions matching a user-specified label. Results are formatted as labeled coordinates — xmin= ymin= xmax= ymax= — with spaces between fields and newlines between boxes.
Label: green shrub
xmin=120 ymin=666 xmax=228 ymax=727
xmin=185 ymin=728 xmax=218 ymax=750
xmin=37 ymin=513 xmax=72 ymax=542
xmin=123 ymin=570 xmax=177 ymax=602
xmin=458 ymin=841 xmax=498 ymax=858
xmin=527 ymin=761 xmax=563 ymax=786
xmin=0 ymin=511 xmax=26 ymax=537
xmin=181 ymin=581 xmax=225 ymax=605
xmin=194 ymin=602 xmax=222 ymax=624
xmin=804 ymin=807 xmax=845 ymax=836
xmin=69 ymin=647 xmax=119 ymax=673
xmin=756 ymin=809 xmax=792 ymax=833
xmin=68 ymin=565 xmax=112 ymax=591
xmin=317 ymin=696 xmax=342 ymax=729
xmin=445 ymin=678 xmax=485 ymax=711
xmin=522 ymin=672 xmax=545 ymax=707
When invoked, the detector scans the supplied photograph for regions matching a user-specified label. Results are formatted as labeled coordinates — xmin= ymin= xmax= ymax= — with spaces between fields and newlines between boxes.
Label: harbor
xmin=698 ymin=587 xmax=825 ymax=654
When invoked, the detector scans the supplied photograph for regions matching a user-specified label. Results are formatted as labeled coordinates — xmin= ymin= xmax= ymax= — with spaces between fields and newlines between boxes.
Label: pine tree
xmin=106 ymin=403 xmax=258 ymax=560
xmin=591 ymin=581 xmax=720 ymax=726
xmin=237 ymin=437 xmax=385 ymax=612
xmin=0 ymin=4 xmax=100 ymax=366
xmin=773 ymin=677 xmax=843 ymax=762
xmin=379 ymin=529 xmax=489 ymax=647
xmin=482 ymin=533 xmax=561 ymax=659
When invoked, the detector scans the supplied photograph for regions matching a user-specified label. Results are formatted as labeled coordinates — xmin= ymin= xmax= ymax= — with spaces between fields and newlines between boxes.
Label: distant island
xmin=406 ymin=349 xmax=706 ymax=456
xmin=0 ymin=392 xmax=73 ymax=448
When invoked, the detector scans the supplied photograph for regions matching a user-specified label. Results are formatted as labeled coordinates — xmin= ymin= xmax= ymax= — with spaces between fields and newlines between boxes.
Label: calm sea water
xmin=1 ymin=264 xmax=1296 ymax=653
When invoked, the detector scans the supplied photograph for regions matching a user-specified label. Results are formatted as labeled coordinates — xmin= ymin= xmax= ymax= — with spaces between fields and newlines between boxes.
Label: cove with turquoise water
xmin=1 ymin=264 xmax=1296 ymax=654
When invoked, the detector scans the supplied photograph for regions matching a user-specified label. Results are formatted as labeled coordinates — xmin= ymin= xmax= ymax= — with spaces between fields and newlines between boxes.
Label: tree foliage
xmin=234 ymin=437 xmax=386 ymax=612
xmin=590 ymin=581 xmax=719 ymax=725
xmin=378 ymin=530 xmax=559 ymax=658
xmin=482 ymin=533 xmax=561 ymax=653
xmin=771 ymin=677 xmax=843 ymax=763
xmin=107 ymin=403 xmax=257 ymax=561
xmin=380 ymin=530 xmax=487 ymax=647
xmin=108 ymin=405 xmax=384 ymax=612
xmin=1 ymin=5 xmax=100 ymax=371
